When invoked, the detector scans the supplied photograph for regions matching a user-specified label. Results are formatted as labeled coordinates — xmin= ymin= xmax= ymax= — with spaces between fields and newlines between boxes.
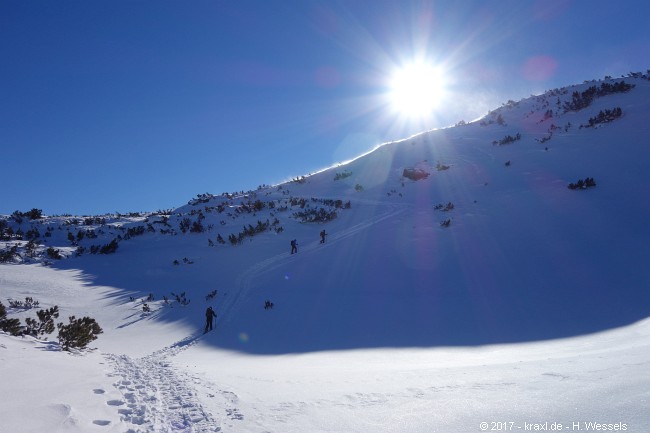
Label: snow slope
xmin=1 ymin=76 xmax=649 ymax=432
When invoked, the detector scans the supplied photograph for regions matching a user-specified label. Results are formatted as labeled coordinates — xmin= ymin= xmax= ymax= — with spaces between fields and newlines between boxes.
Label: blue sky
xmin=2 ymin=0 xmax=648 ymax=216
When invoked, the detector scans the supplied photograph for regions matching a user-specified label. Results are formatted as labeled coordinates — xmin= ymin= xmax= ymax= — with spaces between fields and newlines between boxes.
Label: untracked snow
xmin=1 ymin=76 xmax=649 ymax=432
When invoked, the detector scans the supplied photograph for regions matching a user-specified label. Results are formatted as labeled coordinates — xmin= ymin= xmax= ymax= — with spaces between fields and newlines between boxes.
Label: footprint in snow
xmin=226 ymin=408 xmax=244 ymax=420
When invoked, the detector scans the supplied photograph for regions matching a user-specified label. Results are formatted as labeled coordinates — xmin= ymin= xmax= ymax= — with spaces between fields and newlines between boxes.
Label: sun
xmin=389 ymin=62 xmax=447 ymax=119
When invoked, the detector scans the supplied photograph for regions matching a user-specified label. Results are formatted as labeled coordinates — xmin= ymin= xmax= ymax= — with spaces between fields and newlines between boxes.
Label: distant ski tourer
xmin=204 ymin=306 xmax=216 ymax=333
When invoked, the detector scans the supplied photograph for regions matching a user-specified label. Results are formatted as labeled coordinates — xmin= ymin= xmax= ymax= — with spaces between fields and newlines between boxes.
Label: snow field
xmin=2 ymin=77 xmax=650 ymax=432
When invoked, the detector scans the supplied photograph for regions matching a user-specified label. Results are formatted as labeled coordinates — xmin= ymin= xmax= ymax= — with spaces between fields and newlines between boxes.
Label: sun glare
xmin=389 ymin=62 xmax=447 ymax=119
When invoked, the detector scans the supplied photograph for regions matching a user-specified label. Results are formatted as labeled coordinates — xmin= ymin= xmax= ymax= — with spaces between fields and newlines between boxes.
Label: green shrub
xmin=0 ymin=245 xmax=18 ymax=263
xmin=24 ymin=306 xmax=59 ymax=337
xmin=0 ymin=301 xmax=22 ymax=336
xmin=99 ymin=239 xmax=118 ymax=254
xmin=46 ymin=247 xmax=62 ymax=259
xmin=57 ymin=316 xmax=103 ymax=351
xmin=334 ymin=171 xmax=352 ymax=181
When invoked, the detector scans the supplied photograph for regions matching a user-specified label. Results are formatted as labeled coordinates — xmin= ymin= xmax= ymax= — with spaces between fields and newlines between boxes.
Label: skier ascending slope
xmin=204 ymin=306 xmax=216 ymax=333
xmin=290 ymin=239 xmax=298 ymax=254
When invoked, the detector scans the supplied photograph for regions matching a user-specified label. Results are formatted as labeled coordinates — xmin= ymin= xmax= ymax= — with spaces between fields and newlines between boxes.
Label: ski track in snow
xmin=219 ymin=202 xmax=405 ymax=325
xmin=98 ymin=201 xmax=403 ymax=432
xmin=105 ymin=334 xmax=224 ymax=433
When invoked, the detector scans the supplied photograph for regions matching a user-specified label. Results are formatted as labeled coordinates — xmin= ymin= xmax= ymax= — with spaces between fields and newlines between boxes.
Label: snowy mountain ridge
xmin=1 ymin=74 xmax=650 ymax=433
xmin=3 ymin=74 xmax=650 ymax=348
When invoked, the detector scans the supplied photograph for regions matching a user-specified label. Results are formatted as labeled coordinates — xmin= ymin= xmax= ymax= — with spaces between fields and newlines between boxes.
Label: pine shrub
xmin=99 ymin=239 xmax=119 ymax=254
xmin=493 ymin=133 xmax=522 ymax=145
xmin=57 ymin=316 xmax=103 ymax=351
xmin=46 ymin=247 xmax=62 ymax=259
xmin=26 ymin=209 xmax=43 ymax=220
xmin=0 ymin=301 xmax=22 ymax=336
xmin=179 ymin=217 xmax=191 ymax=233
xmin=568 ymin=177 xmax=597 ymax=190
xmin=25 ymin=239 xmax=39 ymax=258
xmin=190 ymin=220 xmax=204 ymax=233
xmin=24 ymin=306 xmax=59 ymax=337
xmin=334 ymin=171 xmax=353 ymax=181
xmin=0 ymin=245 xmax=18 ymax=263
xmin=9 ymin=297 xmax=40 ymax=309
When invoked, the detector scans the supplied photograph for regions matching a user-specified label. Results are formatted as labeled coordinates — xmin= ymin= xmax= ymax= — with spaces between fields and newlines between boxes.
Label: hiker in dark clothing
xmin=204 ymin=306 xmax=216 ymax=333
xmin=320 ymin=230 xmax=327 ymax=244
xmin=290 ymin=239 xmax=298 ymax=254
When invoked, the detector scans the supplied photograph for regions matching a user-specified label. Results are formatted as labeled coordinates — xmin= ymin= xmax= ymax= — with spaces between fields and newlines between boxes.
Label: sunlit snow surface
xmin=1 ymin=77 xmax=649 ymax=432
